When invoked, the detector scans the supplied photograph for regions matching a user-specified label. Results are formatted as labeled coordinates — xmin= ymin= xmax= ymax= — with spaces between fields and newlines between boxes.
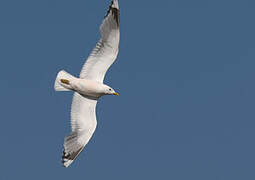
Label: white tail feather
xmin=54 ymin=70 xmax=75 ymax=91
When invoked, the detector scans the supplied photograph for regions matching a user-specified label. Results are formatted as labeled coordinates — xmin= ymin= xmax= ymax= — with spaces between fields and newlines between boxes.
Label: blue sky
xmin=0 ymin=0 xmax=255 ymax=179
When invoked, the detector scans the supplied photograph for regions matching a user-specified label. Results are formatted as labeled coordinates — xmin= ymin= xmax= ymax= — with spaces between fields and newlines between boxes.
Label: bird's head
xmin=103 ymin=85 xmax=119 ymax=96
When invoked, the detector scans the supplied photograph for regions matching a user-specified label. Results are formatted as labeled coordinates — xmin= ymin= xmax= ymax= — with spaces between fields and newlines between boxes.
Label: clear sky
xmin=0 ymin=0 xmax=255 ymax=179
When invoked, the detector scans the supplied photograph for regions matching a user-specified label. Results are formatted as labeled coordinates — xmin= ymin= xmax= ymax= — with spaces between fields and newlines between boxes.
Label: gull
xmin=54 ymin=0 xmax=120 ymax=167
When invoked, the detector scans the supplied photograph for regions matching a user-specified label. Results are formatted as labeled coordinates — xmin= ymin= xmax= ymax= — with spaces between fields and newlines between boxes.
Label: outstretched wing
xmin=80 ymin=0 xmax=120 ymax=83
xmin=62 ymin=93 xmax=98 ymax=167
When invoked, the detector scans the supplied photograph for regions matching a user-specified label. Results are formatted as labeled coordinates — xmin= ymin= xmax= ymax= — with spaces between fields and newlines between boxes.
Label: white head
xmin=102 ymin=85 xmax=119 ymax=96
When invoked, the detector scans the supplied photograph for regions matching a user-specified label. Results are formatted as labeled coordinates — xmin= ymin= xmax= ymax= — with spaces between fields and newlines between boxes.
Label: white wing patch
xmin=62 ymin=93 xmax=97 ymax=167
xmin=80 ymin=0 xmax=120 ymax=82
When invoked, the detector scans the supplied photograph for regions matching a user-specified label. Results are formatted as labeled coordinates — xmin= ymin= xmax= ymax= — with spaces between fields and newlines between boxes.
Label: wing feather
xmin=62 ymin=93 xmax=97 ymax=167
xmin=80 ymin=0 xmax=120 ymax=82
xmin=70 ymin=93 xmax=97 ymax=132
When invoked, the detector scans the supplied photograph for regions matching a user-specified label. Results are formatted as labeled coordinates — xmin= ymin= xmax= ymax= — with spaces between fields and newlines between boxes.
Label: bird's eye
xmin=109 ymin=88 xmax=112 ymax=91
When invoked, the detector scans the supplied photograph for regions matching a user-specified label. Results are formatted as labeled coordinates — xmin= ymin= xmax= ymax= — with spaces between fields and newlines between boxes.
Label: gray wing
xmin=80 ymin=0 xmax=120 ymax=83
xmin=62 ymin=93 xmax=97 ymax=167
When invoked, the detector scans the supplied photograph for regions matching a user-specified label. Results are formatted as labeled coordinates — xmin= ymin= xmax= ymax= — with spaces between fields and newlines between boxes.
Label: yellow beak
xmin=113 ymin=92 xmax=120 ymax=96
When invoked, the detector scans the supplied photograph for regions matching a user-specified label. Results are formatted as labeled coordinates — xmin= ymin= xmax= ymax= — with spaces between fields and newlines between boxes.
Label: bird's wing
xmin=80 ymin=0 xmax=120 ymax=83
xmin=62 ymin=93 xmax=98 ymax=167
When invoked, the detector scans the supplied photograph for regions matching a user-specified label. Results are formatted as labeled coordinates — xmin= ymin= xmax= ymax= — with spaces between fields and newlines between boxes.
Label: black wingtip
xmin=111 ymin=7 xmax=120 ymax=27
xmin=105 ymin=0 xmax=120 ymax=27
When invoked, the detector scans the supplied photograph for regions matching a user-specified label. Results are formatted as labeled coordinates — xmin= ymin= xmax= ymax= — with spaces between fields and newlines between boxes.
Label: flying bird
xmin=54 ymin=0 xmax=120 ymax=167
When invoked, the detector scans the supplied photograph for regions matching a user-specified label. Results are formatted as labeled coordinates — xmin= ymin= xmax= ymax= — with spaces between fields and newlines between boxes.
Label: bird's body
xmin=56 ymin=71 xmax=116 ymax=98
xmin=54 ymin=0 xmax=120 ymax=167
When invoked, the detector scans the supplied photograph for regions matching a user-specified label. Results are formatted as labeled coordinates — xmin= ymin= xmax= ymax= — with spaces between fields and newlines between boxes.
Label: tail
xmin=54 ymin=70 xmax=75 ymax=91
xmin=62 ymin=132 xmax=85 ymax=167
